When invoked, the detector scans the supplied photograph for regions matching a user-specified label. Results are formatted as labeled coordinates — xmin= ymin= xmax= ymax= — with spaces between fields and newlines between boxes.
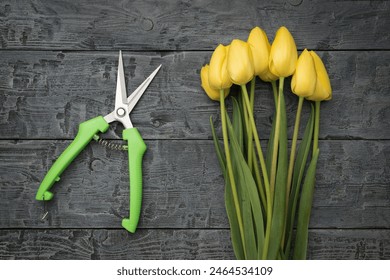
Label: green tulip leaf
xmin=232 ymin=97 xmax=244 ymax=154
xmin=224 ymin=175 xmax=245 ymax=259
xmin=210 ymin=115 xmax=244 ymax=259
xmin=284 ymin=104 xmax=315 ymax=257
xmin=266 ymin=113 xmax=276 ymax=178
xmin=267 ymin=91 xmax=288 ymax=260
xmin=210 ymin=116 xmax=226 ymax=178
xmin=293 ymin=148 xmax=319 ymax=260
xmin=226 ymin=113 xmax=265 ymax=259
xmin=292 ymin=104 xmax=315 ymax=199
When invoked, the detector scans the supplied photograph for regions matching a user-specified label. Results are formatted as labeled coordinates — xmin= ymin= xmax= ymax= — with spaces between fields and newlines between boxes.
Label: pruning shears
xmin=35 ymin=51 xmax=161 ymax=233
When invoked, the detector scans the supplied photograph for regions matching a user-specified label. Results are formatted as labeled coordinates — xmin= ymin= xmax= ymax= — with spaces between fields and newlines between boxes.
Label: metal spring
xmin=93 ymin=135 xmax=128 ymax=151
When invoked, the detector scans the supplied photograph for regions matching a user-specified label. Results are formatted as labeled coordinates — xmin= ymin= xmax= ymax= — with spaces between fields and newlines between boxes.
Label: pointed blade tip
xmin=151 ymin=64 xmax=162 ymax=77
xmin=126 ymin=65 xmax=162 ymax=109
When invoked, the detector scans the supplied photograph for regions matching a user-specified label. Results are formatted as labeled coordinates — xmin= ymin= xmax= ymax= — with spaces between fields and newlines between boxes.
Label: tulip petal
xmin=209 ymin=44 xmax=233 ymax=89
xmin=201 ymin=64 xmax=228 ymax=101
xmin=291 ymin=49 xmax=317 ymax=98
xmin=307 ymin=51 xmax=332 ymax=101
xmin=227 ymin=39 xmax=255 ymax=85
xmin=269 ymin=26 xmax=298 ymax=78
xmin=259 ymin=70 xmax=278 ymax=82
xmin=248 ymin=27 xmax=271 ymax=76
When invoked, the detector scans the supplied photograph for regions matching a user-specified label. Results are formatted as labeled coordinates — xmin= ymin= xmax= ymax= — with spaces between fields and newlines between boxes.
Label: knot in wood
xmin=141 ymin=18 xmax=154 ymax=31
xmin=288 ymin=0 xmax=303 ymax=6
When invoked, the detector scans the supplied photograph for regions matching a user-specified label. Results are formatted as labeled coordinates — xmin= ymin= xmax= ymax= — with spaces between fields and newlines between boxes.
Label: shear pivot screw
xmin=117 ymin=108 xmax=126 ymax=117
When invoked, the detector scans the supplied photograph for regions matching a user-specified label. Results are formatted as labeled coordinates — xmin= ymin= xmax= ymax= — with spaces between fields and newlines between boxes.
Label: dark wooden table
xmin=0 ymin=0 xmax=389 ymax=259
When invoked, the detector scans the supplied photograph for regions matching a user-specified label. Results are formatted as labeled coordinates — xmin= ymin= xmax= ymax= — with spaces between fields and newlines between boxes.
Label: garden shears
xmin=35 ymin=51 xmax=161 ymax=233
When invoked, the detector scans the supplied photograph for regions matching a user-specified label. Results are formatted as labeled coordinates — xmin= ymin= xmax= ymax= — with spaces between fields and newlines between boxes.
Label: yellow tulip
xmin=291 ymin=49 xmax=317 ymax=97
xmin=306 ymin=51 xmax=332 ymax=101
xmin=227 ymin=39 xmax=254 ymax=85
xmin=201 ymin=64 xmax=228 ymax=101
xmin=269 ymin=26 xmax=298 ymax=77
xmin=209 ymin=44 xmax=232 ymax=90
xmin=247 ymin=27 xmax=271 ymax=76
xmin=259 ymin=69 xmax=278 ymax=82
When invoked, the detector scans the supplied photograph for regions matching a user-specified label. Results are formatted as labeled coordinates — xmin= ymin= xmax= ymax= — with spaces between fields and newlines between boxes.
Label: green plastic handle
xmin=36 ymin=116 xmax=109 ymax=201
xmin=121 ymin=127 xmax=147 ymax=233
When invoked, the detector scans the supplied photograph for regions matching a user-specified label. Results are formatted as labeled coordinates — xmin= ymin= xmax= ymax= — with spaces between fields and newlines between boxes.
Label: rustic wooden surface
xmin=0 ymin=140 xmax=389 ymax=229
xmin=0 ymin=0 xmax=389 ymax=260
xmin=0 ymin=229 xmax=388 ymax=260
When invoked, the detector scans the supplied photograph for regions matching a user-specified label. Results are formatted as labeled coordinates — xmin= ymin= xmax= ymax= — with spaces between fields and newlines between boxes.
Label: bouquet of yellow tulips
xmin=200 ymin=26 xmax=332 ymax=260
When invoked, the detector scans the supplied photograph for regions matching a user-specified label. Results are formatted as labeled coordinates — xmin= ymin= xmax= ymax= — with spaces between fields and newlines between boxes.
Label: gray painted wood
xmin=0 ymin=51 xmax=389 ymax=140
xmin=0 ymin=0 xmax=388 ymax=50
xmin=0 ymin=0 xmax=389 ymax=261
xmin=0 ymin=229 xmax=388 ymax=260
xmin=0 ymin=140 xmax=389 ymax=229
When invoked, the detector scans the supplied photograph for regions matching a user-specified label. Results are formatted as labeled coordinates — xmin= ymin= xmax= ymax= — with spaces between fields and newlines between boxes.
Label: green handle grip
xmin=35 ymin=116 xmax=109 ymax=201
xmin=121 ymin=127 xmax=147 ymax=233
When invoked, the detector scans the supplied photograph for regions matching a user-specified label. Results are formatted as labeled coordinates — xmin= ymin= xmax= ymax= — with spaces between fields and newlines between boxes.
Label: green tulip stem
xmin=240 ymin=84 xmax=272 ymax=260
xmin=270 ymin=77 xmax=285 ymax=198
xmin=247 ymin=79 xmax=256 ymax=171
xmin=219 ymin=89 xmax=246 ymax=254
xmin=252 ymin=148 xmax=267 ymax=211
xmin=241 ymin=89 xmax=250 ymax=138
xmin=250 ymin=79 xmax=256 ymax=110
xmin=249 ymin=79 xmax=267 ymax=211
xmin=271 ymin=81 xmax=278 ymax=110
xmin=286 ymin=96 xmax=304 ymax=202
xmin=313 ymin=101 xmax=321 ymax=154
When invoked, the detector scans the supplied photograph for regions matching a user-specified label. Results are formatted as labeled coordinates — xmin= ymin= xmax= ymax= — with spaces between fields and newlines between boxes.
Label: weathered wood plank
xmin=0 ymin=0 xmax=388 ymax=50
xmin=0 ymin=229 xmax=388 ymax=260
xmin=0 ymin=140 xmax=388 ymax=229
xmin=0 ymin=51 xmax=389 ymax=140
xmin=306 ymin=230 xmax=390 ymax=260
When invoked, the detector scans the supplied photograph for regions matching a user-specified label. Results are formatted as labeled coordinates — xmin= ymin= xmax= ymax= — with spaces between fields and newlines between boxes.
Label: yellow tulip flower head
xmin=306 ymin=51 xmax=332 ymax=101
xmin=227 ymin=39 xmax=255 ymax=85
xmin=269 ymin=26 xmax=298 ymax=77
xmin=247 ymin=27 xmax=271 ymax=76
xmin=209 ymin=44 xmax=233 ymax=90
xmin=291 ymin=49 xmax=317 ymax=98
xmin=201 ymin=64 xmax=228 ymax=101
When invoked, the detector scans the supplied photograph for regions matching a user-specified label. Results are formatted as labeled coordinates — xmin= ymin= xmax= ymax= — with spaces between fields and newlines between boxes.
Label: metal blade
xmin=103 ymin=111 xmax=116 ymax=124
xmin=107 ymin=50 xmax=133 ymax=129
xmin=127 ymin=65 xmax=161 ymax=113
xmin=115 ymin=50 xmax=128 ymax=109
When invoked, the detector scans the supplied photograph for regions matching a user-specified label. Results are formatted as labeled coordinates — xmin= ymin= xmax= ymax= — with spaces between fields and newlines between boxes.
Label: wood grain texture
xmin=0 ymin=0 xmax=388 ymax=50
xmin=0 ymin=51 xmax=389 ymax=140
xmin=0 ymin=139 xmax=389 ymax=229
xmin=0 ymin=229 xmax=388 ymax=260
xmin=0 ymin=0 xmax=389 ymax=261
